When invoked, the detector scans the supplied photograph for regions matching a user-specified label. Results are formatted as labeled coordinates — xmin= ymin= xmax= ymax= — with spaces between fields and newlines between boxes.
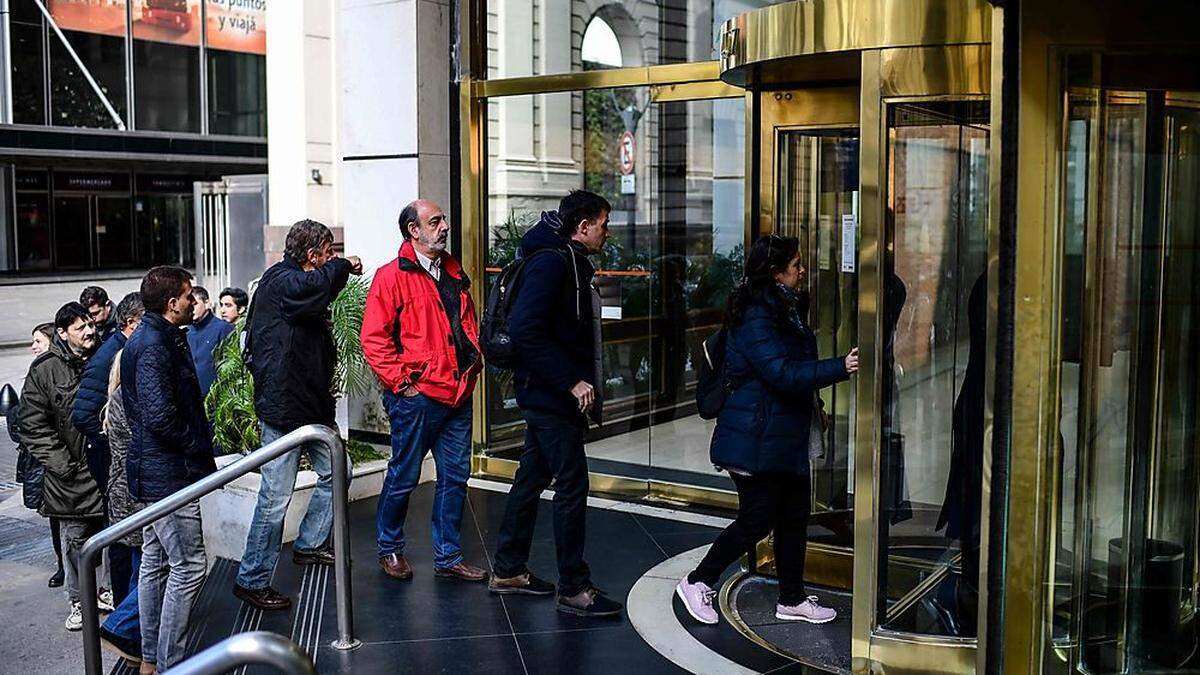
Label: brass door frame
xmin=853 ymin=43 xmax=993 ymax=675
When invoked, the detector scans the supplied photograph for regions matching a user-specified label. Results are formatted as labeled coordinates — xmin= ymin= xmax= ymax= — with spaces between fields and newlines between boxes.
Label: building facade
xmin=0 ymin=0 xmax=267 ymax=275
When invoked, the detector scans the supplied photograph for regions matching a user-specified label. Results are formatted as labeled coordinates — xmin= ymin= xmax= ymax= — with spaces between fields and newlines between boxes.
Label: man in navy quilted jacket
xmin=121 ymin=266 xmax=215 ymax=672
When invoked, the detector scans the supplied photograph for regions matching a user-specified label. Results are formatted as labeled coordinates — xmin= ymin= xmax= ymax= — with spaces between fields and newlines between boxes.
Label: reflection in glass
xmin=96 ymin=197 xmax=133 ymax=267
xmin=16 ymin=192 xmax=52 ymax=271
xmin=11 ymin=21 xmax=46 ymax=125
xmin=50 ymin=31 xmax=128 ymax=129
xmin=134 ymin=40 xmax=201 ymax=132
xmin=878 ymin=100 xmax=990 ymax=637
xmin=484 ymin=90 xmax=745 ymax=493
xmin=135 ymin=194 xmax=194 ymax=267
xmin=1055 ymin=88 xmax=1200 ymax=674
xmin=486 ymin=0 xmax=788 ymax=78
xmin=208 ymin=49 xmax=267 ymax=136
xmin=53 ymin=196 xmax=92 ymax=269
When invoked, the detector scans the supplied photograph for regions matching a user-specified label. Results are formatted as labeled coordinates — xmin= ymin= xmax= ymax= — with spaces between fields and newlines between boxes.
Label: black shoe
xmin=293 ymin=547 xmax=335 ymax=566
xmin=489 ymin=572 xmax=556 ymax=596
xmin=99 ymin=626 xmax=142 ymax=664
xmin=556 ymin=587 xmax=623 ymax=617
xmin=233 ymin=584 xmax=292 ymax=611
xmin=48 ymin=569 xmax=64 ymax=588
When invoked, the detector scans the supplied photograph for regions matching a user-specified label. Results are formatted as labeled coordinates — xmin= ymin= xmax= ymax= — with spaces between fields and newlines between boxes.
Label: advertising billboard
xmin=205 ymin=0 xmax=266 ymax=55
xmin=132 ymin=0 xmax=201 ymax=47
xmin=47 ymin=0 xmax=128 ymax=38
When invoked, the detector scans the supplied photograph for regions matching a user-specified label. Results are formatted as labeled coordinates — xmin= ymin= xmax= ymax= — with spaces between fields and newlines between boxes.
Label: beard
xmin=419 ymin=231 xmax=448 ymax=252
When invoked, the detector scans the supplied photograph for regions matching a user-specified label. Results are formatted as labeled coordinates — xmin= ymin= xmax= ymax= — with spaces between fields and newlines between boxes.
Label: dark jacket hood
xmin=48 ymin=335 xmax=90 ymax=369
xmin=520 ymin=211 xmax=570 ymax=257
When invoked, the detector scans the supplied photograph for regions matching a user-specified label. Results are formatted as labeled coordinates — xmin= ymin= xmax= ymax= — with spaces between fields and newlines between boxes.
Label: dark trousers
xmin=689 ymin=471 xmax=811 ymax=605
xmin=109 ymin=542 xmax=135 ymax=606
xmin=493 ymin=408 xmax=592 ymax=597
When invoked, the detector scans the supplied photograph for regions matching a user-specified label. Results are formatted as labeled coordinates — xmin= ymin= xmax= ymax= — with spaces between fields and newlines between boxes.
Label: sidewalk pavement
xmin=0 ymin=276 xmax=142 ymax=346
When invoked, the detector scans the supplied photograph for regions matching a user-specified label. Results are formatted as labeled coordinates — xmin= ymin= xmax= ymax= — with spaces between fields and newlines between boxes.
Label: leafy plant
xmin=205 ymin=276 xmax=373 ymax=458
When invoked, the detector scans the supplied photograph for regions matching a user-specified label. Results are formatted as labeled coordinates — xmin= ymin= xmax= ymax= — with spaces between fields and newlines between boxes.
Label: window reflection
xmin=485 ymin=91 xmax=745 ymax=491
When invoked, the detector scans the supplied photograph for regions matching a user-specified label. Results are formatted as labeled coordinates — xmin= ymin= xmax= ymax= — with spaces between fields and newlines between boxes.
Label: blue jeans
xmin=236 ymin=422 xmax=335 ymax=590
xmin=376 ymin=391 xmax=472 ymax=567
xmin=102 ymin=549 xmax=141 ymax=644
xmin=139 ymin=500 xmax=206 ymax=670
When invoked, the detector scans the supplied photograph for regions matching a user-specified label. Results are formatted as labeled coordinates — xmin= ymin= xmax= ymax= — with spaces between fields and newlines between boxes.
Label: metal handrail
xmin=79 ymin=424 xmax=361 ymax=675
xmin=166 ymin=631 xmax=315 ymax=675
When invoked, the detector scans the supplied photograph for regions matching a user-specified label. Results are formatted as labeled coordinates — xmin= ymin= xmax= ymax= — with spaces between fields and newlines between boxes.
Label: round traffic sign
xmin=618 ymin=131 xmax=636 ymax=175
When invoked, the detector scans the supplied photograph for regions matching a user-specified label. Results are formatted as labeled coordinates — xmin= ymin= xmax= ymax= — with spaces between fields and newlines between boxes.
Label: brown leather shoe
xmin=434 ymin=561 xmax=488 ymax=582
xmin=379 ymin=553 xmax=413 ymax=580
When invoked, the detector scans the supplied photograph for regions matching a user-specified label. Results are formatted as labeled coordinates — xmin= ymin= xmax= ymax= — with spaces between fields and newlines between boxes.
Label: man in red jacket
xmin=361 ymin=199 xmax=486 ymax=582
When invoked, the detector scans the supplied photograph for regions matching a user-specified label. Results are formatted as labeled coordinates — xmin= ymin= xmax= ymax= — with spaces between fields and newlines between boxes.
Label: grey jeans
xmin=59 ymin=517 xmax=104 ymax=604
xmin=139 ymin=500 xmax=206 ymax=669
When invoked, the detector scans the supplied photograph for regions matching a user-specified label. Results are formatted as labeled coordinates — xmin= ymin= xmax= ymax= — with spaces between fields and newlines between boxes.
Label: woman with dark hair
xmin=677 ymin=234 xmax=858 ymax=625
xmin=11 ymin=322 xmax=66 ymax=587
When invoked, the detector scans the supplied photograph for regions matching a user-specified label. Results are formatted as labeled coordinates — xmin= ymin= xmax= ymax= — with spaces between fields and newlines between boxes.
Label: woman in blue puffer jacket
xmin=676 ymin=234 xmax=858 ymax=626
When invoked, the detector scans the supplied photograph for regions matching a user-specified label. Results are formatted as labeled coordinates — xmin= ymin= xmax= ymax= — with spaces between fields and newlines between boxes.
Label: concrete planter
xmin=199 ymin=448 xmax=422 ymax=565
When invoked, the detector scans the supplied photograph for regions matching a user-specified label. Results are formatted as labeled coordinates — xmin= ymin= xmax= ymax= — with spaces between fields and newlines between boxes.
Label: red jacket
xmin=361 ymin=241 xmax=482 ymax=407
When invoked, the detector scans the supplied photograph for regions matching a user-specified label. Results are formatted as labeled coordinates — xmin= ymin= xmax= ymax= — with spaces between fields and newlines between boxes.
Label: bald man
xmin=361 ymin=200 xmax=486 ymax=582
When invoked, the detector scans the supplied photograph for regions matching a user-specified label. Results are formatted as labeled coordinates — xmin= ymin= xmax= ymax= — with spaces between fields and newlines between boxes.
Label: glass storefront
xmin=10 ymin=168 xmax=199 ymax=273
xmin=7 ymin=0 xmax=266 ymax=136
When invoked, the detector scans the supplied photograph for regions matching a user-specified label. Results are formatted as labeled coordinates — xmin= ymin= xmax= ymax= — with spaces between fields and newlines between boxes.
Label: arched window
xmin=581 ymin=16 xmax=622 ymax=69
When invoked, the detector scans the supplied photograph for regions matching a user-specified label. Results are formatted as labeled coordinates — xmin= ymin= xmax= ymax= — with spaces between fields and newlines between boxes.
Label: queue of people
xmin=8 ymin=188 xmax=859 ymax=673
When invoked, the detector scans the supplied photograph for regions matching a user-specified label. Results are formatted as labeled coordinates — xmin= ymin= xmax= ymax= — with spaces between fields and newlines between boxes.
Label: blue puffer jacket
xmin=187 ymin=312 xmax=234 ymax=397
xmin=121 ymin=312 xmax=216 ymax=503
xmin=70 ymin=330 xmax=127 ymax=491
xmin=710 ymin=287 xmax=849 ymax=475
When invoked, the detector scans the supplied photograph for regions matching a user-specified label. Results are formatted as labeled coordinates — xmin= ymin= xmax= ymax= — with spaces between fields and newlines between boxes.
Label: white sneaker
xmin=98 ymin=588 xmax=115 ymax=613
xmin=776 ymin=595 xmax=837 ymax=623
xmin=65 ymin=602 xmax=83 ymax=631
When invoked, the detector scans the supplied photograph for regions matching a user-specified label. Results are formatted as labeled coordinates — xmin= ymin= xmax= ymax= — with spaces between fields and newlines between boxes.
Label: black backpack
xmin=481 ymin=249 xmax=569 ymax=371
xmin=694 ymin=327 xmax=735 ymax=420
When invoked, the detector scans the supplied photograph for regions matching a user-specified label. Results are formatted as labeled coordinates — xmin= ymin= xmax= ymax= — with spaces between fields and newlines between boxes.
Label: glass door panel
xmin=775 ymin=128 xmax=859 ymax=546
xmin=1054 ymin=88 xmax=1200 ymax=674
xmin=54 ymin=195 xmax=92 ymax=269
xmin=96 ymin=196 xmax=133 ymax=267
xmin=878 ymin=100 xmax=990 ymax=637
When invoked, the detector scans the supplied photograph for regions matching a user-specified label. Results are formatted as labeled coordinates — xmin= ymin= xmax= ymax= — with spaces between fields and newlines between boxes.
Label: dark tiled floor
xmin=175 ymin=485 xmax=738 ymax=674
xmin=732 ymin=577 xmax=853 ymax=674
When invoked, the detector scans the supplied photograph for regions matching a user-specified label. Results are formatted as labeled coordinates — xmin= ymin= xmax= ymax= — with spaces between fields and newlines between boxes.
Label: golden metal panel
xmin=868 ymin=632 xmax=976 ymax=674
xmin=756 ymin=86 xmax=859 ymax=236
xmin=719 ymin=0 xmax=991 ymax=85
xmin=650 ymin=81 xmax=744 ymax=102
xmin=475 ymin=62 xmax=722 ymax=98
xmin=880 ymin=44 xmax=990 ymax=97
xmin=852 ymin=47 xmax=884 ymax=675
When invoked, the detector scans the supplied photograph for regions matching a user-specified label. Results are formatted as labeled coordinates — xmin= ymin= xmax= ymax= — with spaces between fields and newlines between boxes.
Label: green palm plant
xmin=205 ymin=275 xmax=375 ymax=456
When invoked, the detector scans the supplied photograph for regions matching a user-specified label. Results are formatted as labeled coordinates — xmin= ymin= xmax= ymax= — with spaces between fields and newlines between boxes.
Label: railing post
xmin=327 ymin=432 xmax=360 ymax=651
xmin=78 ymin=425 xmax=359 ymax=675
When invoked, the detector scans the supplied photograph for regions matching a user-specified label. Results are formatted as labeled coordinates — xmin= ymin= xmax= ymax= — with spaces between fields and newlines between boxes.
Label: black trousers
xmin=689 ymin=471 xmax=811 ymax=606
xmin=493 ymin=408 xmax=592 ymax=597
xmin=109 ymin=542 xmax=135 ymax=606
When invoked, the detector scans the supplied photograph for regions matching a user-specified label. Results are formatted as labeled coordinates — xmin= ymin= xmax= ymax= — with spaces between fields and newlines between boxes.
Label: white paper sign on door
xmin=841 ymin=214 xmax=857 ymax=273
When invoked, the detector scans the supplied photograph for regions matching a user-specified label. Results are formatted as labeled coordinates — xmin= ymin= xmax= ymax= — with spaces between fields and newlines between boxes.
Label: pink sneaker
xmin=776 ymin=595 xmax=837 ymax=623
xmin=676 ymin=577 xmax=719 ymax=625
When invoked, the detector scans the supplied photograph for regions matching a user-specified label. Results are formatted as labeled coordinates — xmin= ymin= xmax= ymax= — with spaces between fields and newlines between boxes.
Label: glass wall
xmin=487 ymin=0 xmax=789 ymax=78
xmin=6 ymin=0 xmax=266 ymax=135
xmin=483 ymin=88 xmax=745 ymax=490
xmin=208 ymin=48 xmax=267 ymax=136
xmin=1051 ymin=84 xmax=1200 ymax=673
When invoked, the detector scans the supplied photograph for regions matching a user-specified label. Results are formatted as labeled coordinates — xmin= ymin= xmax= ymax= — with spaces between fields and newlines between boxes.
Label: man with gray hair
xmin=234 ymin=219 xmax=363 ymax=611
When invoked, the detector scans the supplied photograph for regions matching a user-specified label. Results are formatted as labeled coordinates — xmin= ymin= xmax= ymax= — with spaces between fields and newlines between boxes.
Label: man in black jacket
xmin=122 ymin=266 xmax=215 ymax=671
xmin=490 ymin=190 xmax=621 ymax=617
xmin=81 ymin=285 xmax=118 ymax=343
xmin=234 ymin=219 xmax=362 ymax=611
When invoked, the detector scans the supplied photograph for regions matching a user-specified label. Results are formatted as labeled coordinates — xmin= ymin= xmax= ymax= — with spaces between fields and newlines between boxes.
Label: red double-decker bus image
xmin=141 ymin=0 xmax=191 ymax=32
